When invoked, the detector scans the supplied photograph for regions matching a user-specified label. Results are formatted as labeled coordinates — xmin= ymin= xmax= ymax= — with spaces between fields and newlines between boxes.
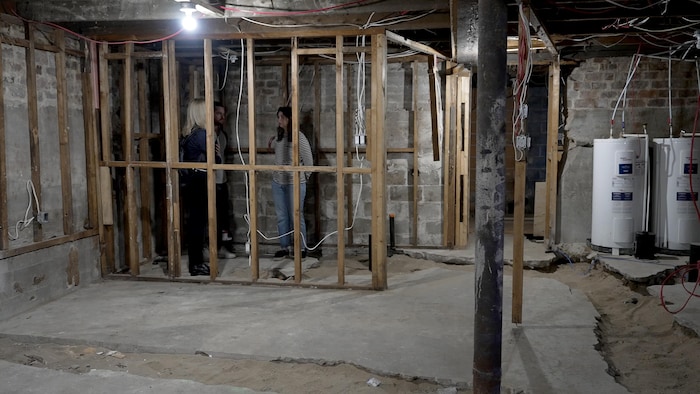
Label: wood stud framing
xmin=546 ymin=60 xmax=561 ymax=248
xmin=0 ymin=21 xmax=98 ymax=260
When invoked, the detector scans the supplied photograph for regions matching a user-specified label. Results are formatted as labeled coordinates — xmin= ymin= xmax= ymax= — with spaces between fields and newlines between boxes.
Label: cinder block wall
xmin=0 ymin=22 xmax=101 ymax=320
xmin=560 ymin=57 xmax=699 ymax=245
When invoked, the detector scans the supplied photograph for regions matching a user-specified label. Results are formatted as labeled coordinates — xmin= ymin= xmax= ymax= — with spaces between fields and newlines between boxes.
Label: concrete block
xmin=559 ymin=146 xmax=593 ymax=244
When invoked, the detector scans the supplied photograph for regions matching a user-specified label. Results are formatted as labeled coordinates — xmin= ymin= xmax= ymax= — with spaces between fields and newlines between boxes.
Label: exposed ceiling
xmin=8 ymin=0 xmax=700 ymax=63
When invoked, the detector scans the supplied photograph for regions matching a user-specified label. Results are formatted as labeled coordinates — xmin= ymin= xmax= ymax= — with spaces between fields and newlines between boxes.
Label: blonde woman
xmin=180 ymin=98 xmax=221 ymax=276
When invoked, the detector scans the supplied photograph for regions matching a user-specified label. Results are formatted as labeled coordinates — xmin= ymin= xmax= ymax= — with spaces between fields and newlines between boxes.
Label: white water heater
xmin=652 ymin=137 xmax=700 ymax=251
xmin=591 ymin=138 xmax=647 ymax=251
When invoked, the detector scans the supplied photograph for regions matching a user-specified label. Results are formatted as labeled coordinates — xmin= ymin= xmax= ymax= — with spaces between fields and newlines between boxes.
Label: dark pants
xmin=184 ymin=175 xmax=208 ymax=269
xmin=216 ymin=183 xmax=232 ymax=249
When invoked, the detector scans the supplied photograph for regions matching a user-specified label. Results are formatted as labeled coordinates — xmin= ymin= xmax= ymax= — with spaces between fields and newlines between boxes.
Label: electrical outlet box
xmin=37 ymin=211 xmax=48 ymax=224
xmin=515 ymin=134 xmax=531 ymax=150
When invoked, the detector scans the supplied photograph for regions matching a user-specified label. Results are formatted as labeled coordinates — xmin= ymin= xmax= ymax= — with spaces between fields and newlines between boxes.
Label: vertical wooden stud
xmin=25 ymin=23 xmax=42 ymax=242
xmin=55 ymin=30 xmax=74 ymax=235
xmin=512 ymin=159 xmax=526 ymax=323
xmin=124 ymin=43 xmax=139 ymax=275
xmin=335 ymin=36 xmax=346 ymax=285
xmin=291 ymin=37 xmax=302 ymax=282
xmin=545 ymin=60 xmax=560 ymax=248
xmin=247 ymin=38 xmax=259 ymax=280
xmin=163 ymin=40 xmax=181 ymax=278
xmin=411 ymin=61 xmax=419 ymax=246
xmin=137 ymin=64 xmax=152 ymax=260
xmin=442 ymin=72 xmax=456 ymax=247
xmin=204 ymin=38 xmax=218 ymax=279
xmin=370 ymin=33 xmax=387 ymax=290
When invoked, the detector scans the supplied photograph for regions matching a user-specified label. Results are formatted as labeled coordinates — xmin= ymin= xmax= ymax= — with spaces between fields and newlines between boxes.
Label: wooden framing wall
xmin=0 ymin=19 xmax=98 ymax=260
xmin=442 ymin=65 xmax=472 ymax=248
xmin=96 ymin=30 xmax=389 ymax=290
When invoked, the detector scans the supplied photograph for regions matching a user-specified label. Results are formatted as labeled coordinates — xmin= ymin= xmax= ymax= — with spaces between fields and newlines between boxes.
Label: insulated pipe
xmin=473 ymin=0 xmax=507 ymax=391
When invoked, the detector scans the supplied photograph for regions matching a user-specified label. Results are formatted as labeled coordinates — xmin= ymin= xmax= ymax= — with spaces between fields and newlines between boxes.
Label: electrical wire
xmin=610 ymin=54 xmax=641 ymax=137
xmin=8 ymin=180 xmax=41 ymax=241
xmin=659 ymin=263 xmax=700 ymax=314
xmin=512 ymin=3 xmax=533 ymax=162
xmin=10 ymin=9 xmax=183 ymax=45
xmin=222 ymin=0 xmax=370 ymax=16
xmin=231 ymin=38 xmax=368 ymax=255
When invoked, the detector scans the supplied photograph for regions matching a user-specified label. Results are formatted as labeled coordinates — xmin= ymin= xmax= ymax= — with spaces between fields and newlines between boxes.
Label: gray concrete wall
xmin=0 ymin=237 xmax=101 ymax=321
xmin=561 ymin=57 xmax=699 ymax=244
xmin=0 ymin=21 xmax=100 ymax=320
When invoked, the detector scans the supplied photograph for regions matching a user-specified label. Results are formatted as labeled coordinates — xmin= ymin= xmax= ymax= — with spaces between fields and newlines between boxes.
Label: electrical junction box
xmin=37 ymin=211 xmax=48 ymax=224
xmin=515 ymin=134 xmax=531 ymax=150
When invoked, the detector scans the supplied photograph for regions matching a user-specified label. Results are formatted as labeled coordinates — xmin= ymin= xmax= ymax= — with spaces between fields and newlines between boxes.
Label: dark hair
xmin=277 ymin=106 xmax=292 ymax=119
xmin=277 ymin=106 xmax=293 ymax=142
xmin=214 ymin=101 xmax=224 ymax=109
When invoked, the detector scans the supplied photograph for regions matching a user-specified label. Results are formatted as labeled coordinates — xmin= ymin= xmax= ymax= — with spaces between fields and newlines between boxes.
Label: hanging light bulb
xmin=180 ymin=3 xmax=197 ymax=31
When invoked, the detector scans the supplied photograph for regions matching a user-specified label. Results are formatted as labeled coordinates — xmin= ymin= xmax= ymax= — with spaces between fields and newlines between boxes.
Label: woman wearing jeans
xmin=269 ymin=106 xmax=313 ymax=258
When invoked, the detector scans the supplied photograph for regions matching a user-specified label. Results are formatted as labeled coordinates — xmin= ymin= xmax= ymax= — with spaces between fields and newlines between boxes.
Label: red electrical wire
xmin=222 ymin=0 xmax=369 ymax=16
xmin=10 ymin=9 xmax=184 ymax=45
xmin=659 ymin=263 xmax=700 ymax=314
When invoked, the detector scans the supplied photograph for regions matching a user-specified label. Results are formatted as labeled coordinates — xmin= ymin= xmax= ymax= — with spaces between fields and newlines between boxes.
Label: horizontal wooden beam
xmin=386 ymin=30 xmax=450 ymax=61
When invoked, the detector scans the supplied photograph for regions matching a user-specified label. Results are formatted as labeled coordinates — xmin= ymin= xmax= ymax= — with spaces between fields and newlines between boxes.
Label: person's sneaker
xmin=286 ymin=250 xmax=307 ymax=259
xmin=218 ymin=248 xmax=236 ymax=259
xmin=273 ymin=249 xmax=289 ymax=259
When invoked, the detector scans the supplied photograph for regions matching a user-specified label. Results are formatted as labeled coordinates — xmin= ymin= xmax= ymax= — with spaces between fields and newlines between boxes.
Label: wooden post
xmin=545 ymin=60 xmax=560 ymax=248
xmin=370 ymin=33 xmax=387 ymax=290
xmin=335 ymin=36 xmax=346 ymax=284
xmin=313 ymin=61 xmax=322 ymax=249
xmin=512 ymin=159 xmax=526 ymax=323
xmin=204 ymin=38 xmax=218 ymax=279
xmin=428 ymin=56 xmax=441 ymax=162
xmin=163 ymin=40 xmax=181 ymax=278
xmin=461 ymin=72 xmax=473 ymax=245
xmin=25 ymin=23 xmax=43 ymax=242
xmin=137 ymin=64 xmax=152 ymax=260
xmin=291 ymin=37 xmax=302 ymax=282
xmin=443 ymin=72 xmax=456 ymax=247
xmin=247 ymin=38 xmax=260 ymax=280
xmin=455 ymin=73 xmax=471 ymax=247
xmin=98 ymin=43 xmax=115 ymax=274
xmin=124 ymin=43 xmax=139 ymax=276
xmin=411 ymin=61 xmax=419 ymax=246
xmin=81 ymin=70 xmax=98 ymax=231
xmin=55 ymin=30 xmax=74 ymax=235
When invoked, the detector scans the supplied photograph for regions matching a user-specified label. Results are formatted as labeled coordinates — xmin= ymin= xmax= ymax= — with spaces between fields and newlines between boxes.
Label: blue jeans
xmin=272 ymin=181 xmax=307 ymax=251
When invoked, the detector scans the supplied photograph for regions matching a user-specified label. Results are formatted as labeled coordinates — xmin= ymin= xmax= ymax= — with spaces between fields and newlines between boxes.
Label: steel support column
xmin=473 ymin=0 xmax=507 ymax=392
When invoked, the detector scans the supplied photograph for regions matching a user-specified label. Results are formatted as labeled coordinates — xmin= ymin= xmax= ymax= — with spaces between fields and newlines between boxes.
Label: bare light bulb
xmin=180 ymin=6 xmax=197 ymax=31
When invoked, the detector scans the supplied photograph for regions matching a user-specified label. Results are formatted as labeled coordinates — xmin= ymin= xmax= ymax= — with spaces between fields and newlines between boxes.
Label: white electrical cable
xmin=233 ymin=37 xmax=368 ymax=254
xmin=8 ymin=180 xmax=41 ymax=240
xmin=611 ymin=54 xmax=641 ymax=137
xmin=512 ymin=3 xmax=533 ymax=162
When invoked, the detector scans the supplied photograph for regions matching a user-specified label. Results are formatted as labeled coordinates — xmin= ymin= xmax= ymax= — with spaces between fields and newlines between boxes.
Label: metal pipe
xmin=473 ymin=0 xmax=507 ymax=391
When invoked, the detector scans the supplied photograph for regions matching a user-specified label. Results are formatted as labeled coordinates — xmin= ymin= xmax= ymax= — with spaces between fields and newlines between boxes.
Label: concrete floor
xmin=0 ymin=237 xmax=697 ymax=393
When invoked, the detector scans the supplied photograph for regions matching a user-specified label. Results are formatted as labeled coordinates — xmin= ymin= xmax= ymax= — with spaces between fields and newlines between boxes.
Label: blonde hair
xmin=182 ymin=98 xmax=207 ymax=137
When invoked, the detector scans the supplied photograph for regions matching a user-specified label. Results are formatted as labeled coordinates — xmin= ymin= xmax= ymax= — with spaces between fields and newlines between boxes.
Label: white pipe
xmin=622 ymin=133 xmax=650 ymax=232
